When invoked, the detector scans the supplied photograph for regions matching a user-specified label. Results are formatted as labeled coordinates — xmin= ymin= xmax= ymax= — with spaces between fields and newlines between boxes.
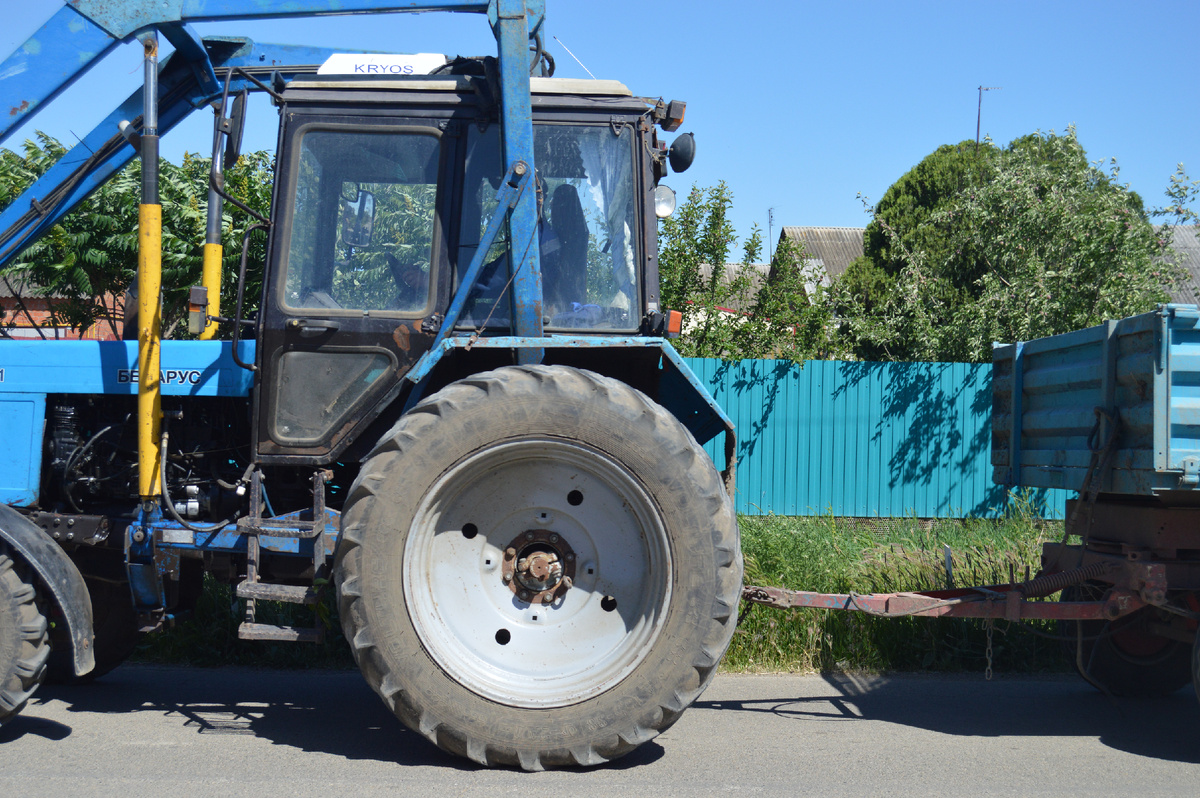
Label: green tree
xmin=840 ymin=129 xmax=1180 ymax=362
xmin=658 ymin=182 xmax=838 ymax=361
xmin=0 ymin=134 xmax=273 ymax=337
xmin=862 ymin=139 xmax=999 ymax=283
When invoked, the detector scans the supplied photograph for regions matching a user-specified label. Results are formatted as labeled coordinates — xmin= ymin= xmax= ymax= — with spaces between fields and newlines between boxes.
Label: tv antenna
xmin=553 ymin=36 xmax=596 ymax=80
xmin=976 ymin=86 xmax=1002 ymax=151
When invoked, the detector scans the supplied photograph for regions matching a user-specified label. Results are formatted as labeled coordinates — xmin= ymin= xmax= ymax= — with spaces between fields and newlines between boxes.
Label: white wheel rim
xmin=404 ymin=437 xmax=672 ymax=708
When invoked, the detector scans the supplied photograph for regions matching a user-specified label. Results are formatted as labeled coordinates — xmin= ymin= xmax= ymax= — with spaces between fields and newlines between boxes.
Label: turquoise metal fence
xmin=684 ymin=358 xmax=1069 ymax=519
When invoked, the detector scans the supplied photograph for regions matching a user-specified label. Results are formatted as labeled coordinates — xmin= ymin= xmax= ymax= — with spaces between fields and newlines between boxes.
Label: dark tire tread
xmin=0 ymin=545 xmax=50 ymax=727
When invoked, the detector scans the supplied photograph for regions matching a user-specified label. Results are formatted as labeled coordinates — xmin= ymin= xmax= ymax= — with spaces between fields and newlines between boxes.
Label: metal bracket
xmin=1180 ymin=457 xmax=1200 ymax=487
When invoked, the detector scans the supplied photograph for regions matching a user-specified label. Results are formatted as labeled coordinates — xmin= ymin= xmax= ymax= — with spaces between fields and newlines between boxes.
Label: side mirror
xmin=222 ymin=89 xmax=248 ymax=170
xmin=668 ymin=132 xmax=695 ymax=173
xmin=340 ymin=190 xmax=376 ymax=248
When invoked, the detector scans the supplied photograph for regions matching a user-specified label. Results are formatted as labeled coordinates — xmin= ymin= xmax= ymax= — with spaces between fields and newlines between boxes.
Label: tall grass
xmin=136 ymin=508 xmax=1066 ymax=675
xmin=729 ymin=508 xmax=1065 ymax=674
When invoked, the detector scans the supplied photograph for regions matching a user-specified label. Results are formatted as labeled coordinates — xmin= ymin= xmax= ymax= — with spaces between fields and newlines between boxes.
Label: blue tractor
xmin=0 ymin=1 xmax=740 ymax=769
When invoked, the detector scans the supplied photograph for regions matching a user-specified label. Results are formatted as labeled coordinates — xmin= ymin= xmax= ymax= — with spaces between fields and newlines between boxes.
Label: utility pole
xmin=976 ymin=86 xmax=1001 ymax=152
xmin=768 ymin=207 xmax=776 ymax=263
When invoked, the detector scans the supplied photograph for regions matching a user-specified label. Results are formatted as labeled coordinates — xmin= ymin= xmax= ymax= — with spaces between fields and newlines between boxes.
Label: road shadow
xmin=0 ymin=714 xmax=72 ymax=743
xmin=23 ymin=663 xmax=663 ymax=770
xmin=694 ymin=673 xmax=1199 ymax=764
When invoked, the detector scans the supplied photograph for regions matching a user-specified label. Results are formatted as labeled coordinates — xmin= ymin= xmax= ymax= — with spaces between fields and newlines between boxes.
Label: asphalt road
xmin=2 ymin=666 xmax=1197 ymax=796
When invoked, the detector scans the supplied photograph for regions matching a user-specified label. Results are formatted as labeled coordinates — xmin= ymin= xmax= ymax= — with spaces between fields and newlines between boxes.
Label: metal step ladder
xmin=234 ymin=469 xmax=332 ymax=643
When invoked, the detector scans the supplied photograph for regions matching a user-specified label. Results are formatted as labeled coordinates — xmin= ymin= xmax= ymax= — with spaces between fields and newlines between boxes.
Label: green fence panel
xmin=683 ymin=358 xmax=1068 ymax=519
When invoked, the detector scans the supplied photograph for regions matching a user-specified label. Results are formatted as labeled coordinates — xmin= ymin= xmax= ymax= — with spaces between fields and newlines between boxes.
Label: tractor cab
xmin=253 ymin=70 xmax=680 ymax=462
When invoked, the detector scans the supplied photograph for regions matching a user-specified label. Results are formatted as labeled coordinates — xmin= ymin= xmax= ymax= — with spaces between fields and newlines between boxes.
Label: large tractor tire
xmin=0 ymin=545 xmax=50 ymax=727
xmin=1061 ymin=583 xmax=1192 ymax=697
xmin=335 ymin=365 xmax=741 ymax=770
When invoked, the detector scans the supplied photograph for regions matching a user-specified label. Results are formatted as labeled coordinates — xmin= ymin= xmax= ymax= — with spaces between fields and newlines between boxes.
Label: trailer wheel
xmin=1061 ymin=583 xmax=1192 ymax=697
xmin=334 ymin=365 xmax=741 ymax=770
xmin=0 ymin=545 xmax=50 ymax=726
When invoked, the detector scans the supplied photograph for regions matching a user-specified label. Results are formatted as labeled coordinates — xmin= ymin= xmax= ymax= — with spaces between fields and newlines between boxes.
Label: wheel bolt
xmin=505 ymin=547 xmax=516 ymax=558
xmin=550 ymin=534 xmax=559 ymax=543
xmin=542 ymin=594 xmax=553 ymax=604
xmin=503 ymin=573 xmax=512 ymax=583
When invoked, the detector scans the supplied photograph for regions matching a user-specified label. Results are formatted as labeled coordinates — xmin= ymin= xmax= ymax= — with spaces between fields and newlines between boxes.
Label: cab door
xmin=254 ymin=118 xmax=454 ymax=462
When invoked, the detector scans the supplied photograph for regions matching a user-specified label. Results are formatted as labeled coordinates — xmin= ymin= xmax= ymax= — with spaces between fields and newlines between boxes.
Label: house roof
xmin=1164 ymin=225 xmax=1200 ymax=304
xmin=695 ymin=262 xmax=771 ymax=314
xmin=780 ymin=226 xmax=864 ymax=285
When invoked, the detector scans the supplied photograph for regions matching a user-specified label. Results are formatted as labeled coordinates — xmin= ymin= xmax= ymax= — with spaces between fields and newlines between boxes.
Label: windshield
xmin=457 ymin=123 xmax=639 ymax=330
xmin=281 ymin=127 xmax=440 ymax=314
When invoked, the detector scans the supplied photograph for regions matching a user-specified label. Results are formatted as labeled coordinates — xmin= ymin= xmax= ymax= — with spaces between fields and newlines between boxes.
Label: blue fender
xmin=0 ymin=505 xmax=94 ymax=677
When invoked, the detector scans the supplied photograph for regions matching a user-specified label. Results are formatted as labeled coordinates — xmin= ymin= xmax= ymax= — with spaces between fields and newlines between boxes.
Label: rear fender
xmin=0 ymin=504 xmax=94 ymax=676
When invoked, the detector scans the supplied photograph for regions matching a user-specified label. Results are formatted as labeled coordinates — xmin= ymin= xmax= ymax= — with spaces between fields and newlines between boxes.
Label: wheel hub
xmin=502 ymin=529 xmax=576 ymax=604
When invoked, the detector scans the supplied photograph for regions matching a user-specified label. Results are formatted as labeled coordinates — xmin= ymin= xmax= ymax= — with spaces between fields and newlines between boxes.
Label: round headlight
xmin=654 ymin=185 xmax=677 ymax=218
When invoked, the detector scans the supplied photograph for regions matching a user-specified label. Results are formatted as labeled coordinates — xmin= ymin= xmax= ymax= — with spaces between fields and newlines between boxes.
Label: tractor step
xmin=235 ymin=580 xmax=319 ymax=605
xmin=237 ymin=622 xmax=323 ymax=643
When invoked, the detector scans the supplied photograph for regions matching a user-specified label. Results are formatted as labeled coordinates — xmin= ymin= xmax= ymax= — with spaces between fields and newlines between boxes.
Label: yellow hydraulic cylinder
xmin=199 ymin=242 xmax=222 ymax=340
xmin=137 ymin=203 xmax=163 ymax=499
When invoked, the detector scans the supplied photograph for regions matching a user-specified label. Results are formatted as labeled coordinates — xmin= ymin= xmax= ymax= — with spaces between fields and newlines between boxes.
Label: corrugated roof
xmin=695 ymin=262 xmax=770 ymax=313
xmin=780 ymin=226 xmax=865 ymax=284
xmin=1163 ymin=225 xmax=1200 ymax=304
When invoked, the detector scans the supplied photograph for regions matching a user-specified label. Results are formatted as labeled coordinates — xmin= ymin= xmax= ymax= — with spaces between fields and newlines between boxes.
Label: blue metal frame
xmin=489 ymin=0 xmax=545 ymax=365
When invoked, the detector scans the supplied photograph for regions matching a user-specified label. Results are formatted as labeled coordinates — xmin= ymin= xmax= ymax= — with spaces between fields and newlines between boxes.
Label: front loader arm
xmin=0 ymin=38 xmax=358 ymax=269
xmin=0 ymin=1 xmax=499 ymax=143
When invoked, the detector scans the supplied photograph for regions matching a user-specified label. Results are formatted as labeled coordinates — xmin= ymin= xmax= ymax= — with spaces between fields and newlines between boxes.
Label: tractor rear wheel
xmin=334 ymin=365 xmax=741 ymax=770
xmin=0 ymin=545 xmax=50 ymax=726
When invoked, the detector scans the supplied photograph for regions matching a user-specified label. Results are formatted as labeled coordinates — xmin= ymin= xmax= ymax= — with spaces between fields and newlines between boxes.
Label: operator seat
xmin=546 ymin=184 xmax=588 ymax=312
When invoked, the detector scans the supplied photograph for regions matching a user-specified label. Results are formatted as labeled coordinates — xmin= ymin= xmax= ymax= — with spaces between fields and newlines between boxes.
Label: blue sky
xmin=4 ymin=1 xmax=1198 ymax=257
